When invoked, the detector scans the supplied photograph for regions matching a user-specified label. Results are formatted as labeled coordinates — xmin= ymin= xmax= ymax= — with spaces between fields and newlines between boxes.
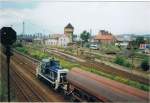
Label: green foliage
xmin=114 ymin=56 xmax=131 ymax=68
xmin=136 ymin=36 xmax=145 ymax=47
xmin=30 ymin=50 xmax=48 ymax=60
xmin=66 ymin=47 xmax=73 ymax=52
xmin=134 ymin=52 xmax=147 ymax=59
xmin=114 ymin=76 xmax=129 ymax=84
xmin=13 ymin=42 xmax=23 ymax=47
xmin=16 ymin=47 xmax=28 ymax=54
xmin=80 ymin=30 xmax=90 ymax=45
xmin=129 ymin=37 xmax=145 ymax=49
xmin=101 ymin=44 xmax=120 ymax=53
xmin=141 ymin=57 xmax=149 ymax=71
xmin=114 ymin=56 xmax=124 ymax=65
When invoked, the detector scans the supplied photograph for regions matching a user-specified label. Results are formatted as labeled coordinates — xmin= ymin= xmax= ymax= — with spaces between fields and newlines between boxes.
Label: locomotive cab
xmin=36 ymin=58 xmax=68 ymax=90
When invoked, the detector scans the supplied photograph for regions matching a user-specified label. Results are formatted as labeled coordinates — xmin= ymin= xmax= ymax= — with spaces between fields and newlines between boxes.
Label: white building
xmin=45 ymin=34 xmax=70 ymax=47
xmin=45 ymin=38 xmax=58 ymax=46
xmin=58 ymin=35 xmax=69 ymax=47
xmin=33 ymin=37 xmax=44 ymax=44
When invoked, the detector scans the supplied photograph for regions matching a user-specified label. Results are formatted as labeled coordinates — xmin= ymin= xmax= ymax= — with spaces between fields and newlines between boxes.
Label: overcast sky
xmin=0 ymin=0 xmax=150 ymax=35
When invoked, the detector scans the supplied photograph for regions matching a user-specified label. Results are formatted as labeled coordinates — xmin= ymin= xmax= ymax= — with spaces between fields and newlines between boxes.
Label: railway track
xmin=10 ymin=77 xmax=29 ymax=102
xmin=10 ymin=62 xmax=47 ymax=102
xmin=49 ymin=50 xmax=149 ymax=85
xmin=9 ymin=52 xmax=66 ymax=102
xmin=10 ymin=71 xmax=37 ymax=102
xmin=11 ymin=53 xmax=36 ymax=76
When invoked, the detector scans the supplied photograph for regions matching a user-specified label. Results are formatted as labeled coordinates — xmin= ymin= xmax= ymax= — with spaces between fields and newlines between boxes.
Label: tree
xmin=129 ymin=37 xmax=145 ymax=49
xmin=141 ymin=57 xmax=149 ymax=71
xmin=80 ymin=30 xmax=90 ymax=47
xmin=136 ymin=36 xmax=145 ymax=47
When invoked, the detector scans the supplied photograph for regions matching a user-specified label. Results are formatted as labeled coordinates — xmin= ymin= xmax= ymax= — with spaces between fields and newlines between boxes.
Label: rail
xmin=13 ymin=49 xmax=40 ymax=63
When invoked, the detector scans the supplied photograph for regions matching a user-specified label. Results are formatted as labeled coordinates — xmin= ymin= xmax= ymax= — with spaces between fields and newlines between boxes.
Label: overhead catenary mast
xmin=22 ymin=21 xmax=25 ymax=35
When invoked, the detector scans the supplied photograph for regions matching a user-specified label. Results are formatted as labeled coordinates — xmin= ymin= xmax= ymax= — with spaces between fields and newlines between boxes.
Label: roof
xmin=42 ymin=59 xmax=50 ymax=63
xmin=65 ymin=23 xmax=74 ymax=29
xmin=94 ymin=30 xmax=115 ymax=40
xmin=95 ymin=34 xmax=114 ymax=40
xmin=48 ymin=34 xmax=64 ymax=39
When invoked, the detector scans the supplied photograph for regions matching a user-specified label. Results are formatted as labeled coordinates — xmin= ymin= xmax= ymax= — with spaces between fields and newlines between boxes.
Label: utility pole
xmin=90 ymin=29 xmax=92 ymax=37
xmin=22 ymin=21 xmax=25 ymax=35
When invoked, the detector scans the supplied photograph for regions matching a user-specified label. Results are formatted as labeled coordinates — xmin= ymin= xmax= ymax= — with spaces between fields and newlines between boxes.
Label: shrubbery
xmin=114 ymin=56 xmax=131 ymax=68
xmin=16 ymin=47 xmax=28 ymax=54
xmin=141 ymin=57 xmax=149 ymax=71
xmin=30 ymin=51 xmax=48 ymax=60
xmin=13 ymin=42 xmax=23 ymax=47
xmin=101 ymin=44 xmax=120 ymax=53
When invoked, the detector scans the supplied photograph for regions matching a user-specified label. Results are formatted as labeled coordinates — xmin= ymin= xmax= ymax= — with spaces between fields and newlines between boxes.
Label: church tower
xmin=64 ymin=23 xmax=74 ymax=42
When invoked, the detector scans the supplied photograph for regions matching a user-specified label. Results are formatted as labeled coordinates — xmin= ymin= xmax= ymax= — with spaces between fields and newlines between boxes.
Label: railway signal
xmin=0 ymin=27 xmax=17 ymax=102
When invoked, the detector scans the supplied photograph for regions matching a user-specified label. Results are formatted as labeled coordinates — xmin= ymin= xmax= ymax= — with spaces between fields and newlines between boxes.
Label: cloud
xmin=0 ymin=8 xmax=30 ymax=26
xmin=0 ymin=1 xmax=150 ymax=35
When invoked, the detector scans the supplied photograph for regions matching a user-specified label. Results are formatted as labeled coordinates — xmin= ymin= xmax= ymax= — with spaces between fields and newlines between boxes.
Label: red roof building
xmin=95 ymin=30 xmax=116 ymax=44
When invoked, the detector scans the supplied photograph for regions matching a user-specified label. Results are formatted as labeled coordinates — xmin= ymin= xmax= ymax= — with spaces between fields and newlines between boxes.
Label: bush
xmin=114 ymin=56 xmax=124 ymax=65
xmin=114 ymin=56 xmax=131 ymax=68
xmin=16 ymin=47 xmax=28 ymax=54
xmin=30 ymin=51 xmax=48 ymax=60
xmin=13 ymin=42 xmax=23 ymax=47
xmin=124 ymin=62 xmax=132 ymax=67
xmin=66 ymin=47 xmax=73 ymax=52
xmin=141 ymin=57 xmax=149 ymax=71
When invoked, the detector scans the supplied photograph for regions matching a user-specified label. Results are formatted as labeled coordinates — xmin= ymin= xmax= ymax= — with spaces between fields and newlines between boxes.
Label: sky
xmin=0 ymin=0 xmax=150 ymax=35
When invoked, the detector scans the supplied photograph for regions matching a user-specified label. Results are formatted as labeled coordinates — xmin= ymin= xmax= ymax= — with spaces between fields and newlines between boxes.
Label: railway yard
xmin=0 ymin=47 xmax=149 ymax=102
xmin=1 ymin=1 xmax=150 ymax=102
xmin=49 ymin=49 xmax=149 ymax=85
xmin=1 ymin=52 xmax=66 ymax=102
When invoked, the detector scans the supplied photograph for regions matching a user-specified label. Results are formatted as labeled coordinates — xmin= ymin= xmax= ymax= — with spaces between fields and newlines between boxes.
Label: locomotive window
xmin=41 ymin=63 xmax=45 ymax=69
xmin=45 ymin=62 xmax=50 ymax=68
xmin=49 ymin=72 xmax=57 ymax=81
xmin=60 ymin=73 xmax=67 ymax=82
xmin=54 ymin=72 xmax=57 ymax=79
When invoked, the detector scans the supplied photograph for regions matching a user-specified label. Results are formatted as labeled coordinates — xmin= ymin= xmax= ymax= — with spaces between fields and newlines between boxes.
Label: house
xmin=45 ymin=37 xmax=58 ymax=46
xmin=94 ymin=30 xmax=116 ymax=44
xmin=115 ymin=35 xmax=129 ymax=47
xmin=58 ymin=34 xmax=70 ymax=47
xmin=33 ymin=37 xmax=44 ymax=45
xmin=45 ymin=34 xmax=69 ymax=47
xmin=139 ymin=44 xmax=150 ymax=49
xmin=115 ymin=34 xmax=136 ymax=47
